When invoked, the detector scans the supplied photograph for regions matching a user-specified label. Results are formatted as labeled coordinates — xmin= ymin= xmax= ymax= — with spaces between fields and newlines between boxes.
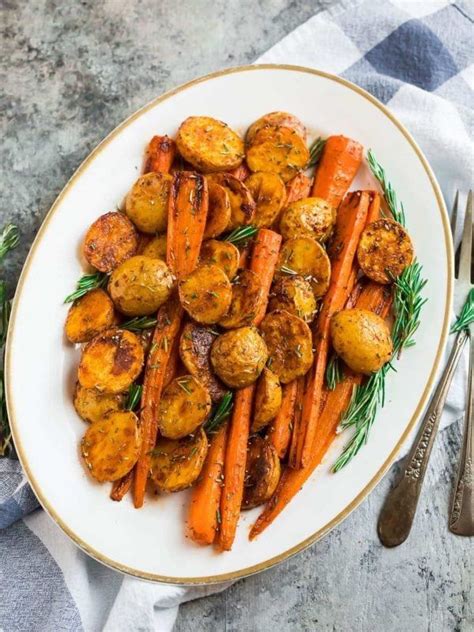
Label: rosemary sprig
xmin=280 ymin=265 xmax=298 ymax=275
xmin=122 ymin=316 xmax=157 ymax=332
xmin=64 ymin=272 xmax=108 ymax=303
xmin=0 ymin=224 xmax=19 ymax=261
xmin=126 ymin=383 xmax=143 ymax=411
xmin=391 ymin=261 xmax=427 ymax=352
xmin=308 ymin=137 xmax=326 ymax=168
xmin=326 ymin=354 xmax=343 ymax=391
xmin=224 ymin=225 xmax=258 ymax=246
xmin=451 ymin=288 xmax=474 ymax=334
xmin=204 ymin=391 xmax=233 ymax=434
xmin=367 ymin=149 xmax=406 ymax=225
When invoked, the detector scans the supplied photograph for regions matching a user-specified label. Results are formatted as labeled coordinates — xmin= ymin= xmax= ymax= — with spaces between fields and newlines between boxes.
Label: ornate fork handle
xmin=449 ymin=327 xmax=474 ymax=535
xmin=378 ymin=329 xmax=469 ymax=547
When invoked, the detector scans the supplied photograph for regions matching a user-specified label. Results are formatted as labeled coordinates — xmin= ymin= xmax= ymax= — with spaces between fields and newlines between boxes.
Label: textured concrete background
xmin=1 ymin=1 xmax=472 ymax=631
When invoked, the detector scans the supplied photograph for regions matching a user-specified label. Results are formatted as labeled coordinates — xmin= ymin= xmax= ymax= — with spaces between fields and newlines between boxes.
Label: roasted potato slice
xmin=73 ymin=383 xmax=126 ymax=424
xmin=179 ymin=323 xmax=227 ymax=403
xmin=204 ymin=181 xmax=232 ymax=239
xmin=219 ymin=269 xmax=263 ymax=329
xmin=245 ymin=171 xmax=287 ymax=228
xmin=252 ymin=368 xmax=282 ymax=432
xmin=207 ymin=173 xmax=256 ymax=230
xmin=246 ymin=126 xmax=310 ymax=183
xmin=81 ymin=410 xmax=141 ymax=482
xmin=260 ymin=310 xmax=313 ymax=384
xmin=108 ymin=255 xmax=174 ymax=317
xmin=269 ymin=276 xmax=317 ymax=323
xmin=210 ymin=326 xmax=268 ymax=388
xmin=65 ymin=288 xmax=116 ymax=343
xmin=83 ymin=212 xmax=138 ymax=273
xmin=78 ymin=328 xmax=144 ymax=394
xmin=158 ymin=375 xmax=212 ymax=439
xmin=149 ymin=428 xmax=208 ymax=492
xmin=277 ymin=237 xmax=331 ymax=298
xmin=176 ymin=116 xmax=244 ymax=173
xmin=357 ymin=218 xmax=414 ymax=284
xmin=125 ymin=172 xmax=172 ymax=234
xmin=242 ymin=436 xmax=281 ymax=509
xmin=199 ymin=239 xmax=240 ymax=280
xmin=280 ymin=197 xmax=336 ymax=242
xmin=178 ymin=264 xmax=232 ymax=324
xmin=246 ymin=112 xmax=307 ymax=144
xmin=139 ymin=233 xmax=167 ymax=260
xmin=331 ymin=308 xmax=393 ymax=374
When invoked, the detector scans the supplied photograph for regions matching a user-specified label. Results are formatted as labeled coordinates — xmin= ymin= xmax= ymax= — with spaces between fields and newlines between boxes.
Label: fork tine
xmin=450 ymin=190 xmax=459 ymax=239
xmin=458 ymin=190 xmax=473 ymax=285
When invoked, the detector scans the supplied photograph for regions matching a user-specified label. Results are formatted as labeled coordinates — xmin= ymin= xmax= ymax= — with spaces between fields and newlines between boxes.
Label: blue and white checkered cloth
xmin=1 ymin=1 xmax=473 ymax=630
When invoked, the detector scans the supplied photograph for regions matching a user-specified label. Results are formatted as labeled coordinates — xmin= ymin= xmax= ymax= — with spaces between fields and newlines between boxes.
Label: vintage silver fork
xmin=377 ymin=191 xmax=473 ymax=546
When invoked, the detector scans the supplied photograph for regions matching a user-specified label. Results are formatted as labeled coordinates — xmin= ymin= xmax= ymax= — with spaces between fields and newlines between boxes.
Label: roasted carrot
xmin=229 ymin=161 xmax=251 ymax=181
xmin=163 ymin=326 xmax=181 ymax=388
xmin=285 ymin=173 xmax=312 ymax=206
xmin=187 ymin=423 xmax=228 ymax=545
xmin=166 ymin=171 xmax=209 ymax=278
xmin=145 ymin=135 xmax=176 ymax=174
xmin=267 ymin=380 xmax=298 ymax=459
xmin=250 ymin=281 xmax=391 ymax=539
xmin=249 ymin=228 xmax=282 ymax=325
xmin=110 ymin=469 xmax=133 ymax=501
xmin=366 ymin=191 xmax=381 ymax=224
xmin=312 ymin=136 xmax=363 ymax=209
xmin=217 ymin=229 xmax=281 ymax=551
xmin=296 ymin=191 xmax=370 ymax=468
xmin=238 ymin=244 xmax=250 ymax=270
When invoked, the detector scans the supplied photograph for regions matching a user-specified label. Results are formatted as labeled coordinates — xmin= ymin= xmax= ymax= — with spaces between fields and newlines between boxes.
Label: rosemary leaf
xmin=122 ymin=316 xmax=157 ymax=332
xmin=326 ymin=354 xmax=343 ymax=391
xmin=204 ymin=391 xmax=233 ymax=434
xmin=308 ymin=137 xmax=326 ymax=168
xmin=224 ymin=225 xmax=258 ymax=246
xmin=0 ymin=224 xmax=19 ymax=261
xmin=367 ymin=149 xmax=406 ymax=225
xmin=280 ymin=265 xmax=298 ymax=276
xmin=64 ymin=272 xmax=108 ymax=303
xmin=451 ymin=288 xmax=474 ymax=333
xmin=126 ymin=383 xmax=143 ymax=411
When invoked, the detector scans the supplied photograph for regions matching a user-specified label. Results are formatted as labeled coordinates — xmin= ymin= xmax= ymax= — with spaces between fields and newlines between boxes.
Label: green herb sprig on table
xmin=333 ymin=153 xmax=428 ymax=472
xmin=308 ymin=137 xmax=326 ymax=168
xmin=204 ymin=391 xmax=233 ymax=434
xmin=451 ymin=288 xmax=474 ymax=334
xmin=64 ymin=272 xmax=108 ymax=303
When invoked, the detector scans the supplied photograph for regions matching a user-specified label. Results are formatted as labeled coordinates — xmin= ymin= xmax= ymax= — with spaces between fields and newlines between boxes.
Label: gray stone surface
xmin=1 ymin=1 xmax=472 ymax=631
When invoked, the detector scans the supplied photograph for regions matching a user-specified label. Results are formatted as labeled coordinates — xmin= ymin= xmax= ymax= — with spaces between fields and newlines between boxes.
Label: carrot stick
xmin=145 ymin=135 xmax=176 ymax=174
xmin=217 ymin=228 xmax=281 ymax=551
xmin=228 ymin=162 xmax=250 ymax=181
xmin=250 ymin=281 xmax=391 ymax=539
xmin=166 ymin=171 xmax=209 ymax=278
xmin=312 ymin=136 xmax=363 ymax=209
xmin=296 ymin=191 xmax=370 ymax=468
xmin=285 ymin=173 xmax=312 ymax=206
xmin=287 ymin=377 xmax=305 ymax=467
xmin=110 ymin=470 xmax=133 ymax=501
xmin=187 ymin=423 xmax=228 ymax=545
xmin=163 ymin=325 xmax=181 ymax=388
xmin=238 ymin=245 xmax=250 ymax=270
xmin=366 ymin=191 xmax=381 ymax=224
xmin=249 ymin=228 xmax=282 ymax=325
xmin=267 ymin=380 xmax=298 ymax=459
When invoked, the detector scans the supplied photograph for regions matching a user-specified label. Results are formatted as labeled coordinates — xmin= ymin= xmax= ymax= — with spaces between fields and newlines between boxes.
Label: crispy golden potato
xmin=83 ymin=212 xmax=138 ymax=273
xmin=357 ymin=218 xmax=414 ymax=284
xmin=246 ymin=112 xmax=307 ymax=144
xmin=260 ymin=310 xmax=313 ymax=384
xmin=242 ymin=436 xmax=281 ymax=509
xmin=65 ymin=288 xmax=116 ymax=343
xmin=277 ymin=237 xmax=331 ymax=298
xmin=252 ymin=368 xmax=282 ymax=432
xmin=125 ymin=172 xmax=172 ymax=234
xmin=73 ymin=383 xmax=126 ymax=424
xmin=139 ymin=233 xmax=167 ymax=260
xmin=178 ymin=264 xmax=232 ymax=324
xmin=176 ymin=116 xmax=244 ymax=173
xmin=179 ymin=323 xmax=227 ymax=403
xmin=78 ymin=328 xmax=144 ymax=394
xmin=219 ymin=269 xmax=263 ymax=329
xmin=269 ymin=276 xmax=317 ymax=323
xmin=246 ymin=126 xmax=309 ymax=183
xmin=210 ymin=326 xmax=268 ymax=388
xmin=81 ymin=411 xmax=141 ymax=482
xmin=149 ymin=429 xmax=208 ymax=492
xmin=244 ymin=172 xmax=287 ymax=227
xmin=280 ymin=197 xmax=336 ymax=242
xmin=158 ymin=375 xmax=211 ymax=439
xmin=204 ymin=181 xmax=231 ymax=239
xmin=207 ymin=173 xmax=256 ymax=230
xmin=199 ymin=239 xmax=240 ymax=280
xmin=331 ymin=308 xmax=393 ymax=375
xmin=108 ymin=256 xmax=174 ymax=317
